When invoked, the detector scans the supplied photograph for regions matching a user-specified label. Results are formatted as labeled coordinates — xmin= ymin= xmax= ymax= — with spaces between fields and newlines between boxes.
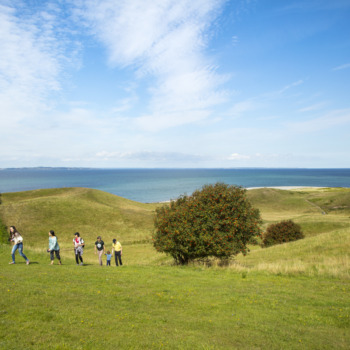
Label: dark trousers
xmin=107 ymin=260 xmax=111 ymax=266
xmin=50 ymin=250 xmax=61 ymax=261
xmin=114 ymin=251 xmax=122 ymax=266
xmin=75 ymin=251 xmax=83 ymax=264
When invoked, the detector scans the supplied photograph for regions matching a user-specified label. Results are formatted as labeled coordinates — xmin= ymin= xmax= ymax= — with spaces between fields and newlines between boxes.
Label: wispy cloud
xmin=332 ymin=63 xmax=350 ymax=71
xmin=95 ymin=150 xmax=207 ymax=163
xmin=288 ymin=108 xmax=350 ymax=132
xmin=278 ymin=80 xmax=304 ymax=94
xmin=0 ymin=1 xmax=78 ymax=132
xmin=78 ymin=0 xmax=228 ymax=131
xmin=298 ymin=102 xmax=327 ymax=112
xmin=228 ymin=99 xmax=258 ymax=117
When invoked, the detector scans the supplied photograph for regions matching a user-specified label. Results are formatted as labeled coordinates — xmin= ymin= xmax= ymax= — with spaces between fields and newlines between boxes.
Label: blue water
xmin=0 ymin=168 xmax=349 ymax=203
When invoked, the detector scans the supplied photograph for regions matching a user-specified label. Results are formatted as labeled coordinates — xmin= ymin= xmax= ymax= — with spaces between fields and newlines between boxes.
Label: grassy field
xmin=0 ymin=187 xmax=349 ymax=349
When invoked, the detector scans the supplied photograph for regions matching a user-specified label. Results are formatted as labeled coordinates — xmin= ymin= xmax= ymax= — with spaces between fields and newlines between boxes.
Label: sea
xmin=0 ymin=168 xmax=349 ymax=203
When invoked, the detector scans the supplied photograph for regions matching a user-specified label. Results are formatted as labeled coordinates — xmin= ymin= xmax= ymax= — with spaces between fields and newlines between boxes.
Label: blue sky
xmin=1 ymin=0 xmax=349 ymax=168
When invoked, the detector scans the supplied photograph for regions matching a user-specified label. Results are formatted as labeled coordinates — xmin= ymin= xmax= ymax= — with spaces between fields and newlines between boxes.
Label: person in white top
xmin=73 ymin=232 xmax=84 ymax=265
xmin=9 ymin=226 xmax=30 ymax=265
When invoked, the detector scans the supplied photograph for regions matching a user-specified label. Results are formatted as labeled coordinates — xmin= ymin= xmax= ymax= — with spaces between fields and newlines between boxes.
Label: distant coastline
xmin=1 ymin=166 xmax=350 ymax=170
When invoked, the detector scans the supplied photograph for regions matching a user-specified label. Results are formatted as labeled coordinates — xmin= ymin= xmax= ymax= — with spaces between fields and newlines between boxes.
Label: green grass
xmin=0 ymin=245 xmax=349 ymax=350
xmin=0 ymin=187 xmax=350 ymax=349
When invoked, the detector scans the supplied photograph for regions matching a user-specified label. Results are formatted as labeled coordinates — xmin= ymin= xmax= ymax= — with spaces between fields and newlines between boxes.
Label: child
xmin=105 ymin=250 xmax=112 ymax=266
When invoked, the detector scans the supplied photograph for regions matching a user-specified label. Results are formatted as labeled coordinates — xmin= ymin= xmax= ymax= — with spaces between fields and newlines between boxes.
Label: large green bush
xmin=263 ymin=220 xmax=304 ymax=247
xmin=153 ymin=183 xmax=262 ymax=264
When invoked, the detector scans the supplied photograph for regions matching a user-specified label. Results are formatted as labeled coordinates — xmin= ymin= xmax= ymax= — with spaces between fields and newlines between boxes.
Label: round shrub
xmin=263 ymin=220 xmax=304 ymax=247
xmin=152 ymin=183 xmax=262 ymax=264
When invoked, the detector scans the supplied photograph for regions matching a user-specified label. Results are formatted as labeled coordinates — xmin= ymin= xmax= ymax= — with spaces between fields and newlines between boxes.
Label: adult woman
xmin=112 ymin=238 xmax=123 ymax=266
xmin=73 ymin=232 xmax=84 ymax=265
xmin=94 ymin=236 xmax=105 ymax=266
xmin=48 ymin=230 xmax=62 ymax=265
xmin=9 ymin=226 xmax=30 ymax=265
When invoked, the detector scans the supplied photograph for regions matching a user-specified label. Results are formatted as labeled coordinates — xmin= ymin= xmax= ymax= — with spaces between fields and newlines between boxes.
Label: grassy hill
xmin=0 ymin=187 xmax=349 ymax=349
xmin=0 ymin=186 xmax=350 ymax=271
xmin=0 ymin=187 xmax=163 ymax=265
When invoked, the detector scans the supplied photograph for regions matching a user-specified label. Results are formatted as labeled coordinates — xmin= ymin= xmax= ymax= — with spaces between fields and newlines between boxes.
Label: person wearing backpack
xmin=9 ymin=226 xmax=30 ymax=265
xmin=73 ymin=232 xmax=84 ymax=265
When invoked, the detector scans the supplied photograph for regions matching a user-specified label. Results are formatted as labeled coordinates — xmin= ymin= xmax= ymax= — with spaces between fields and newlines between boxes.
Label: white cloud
xmin=227 ymin=153 xmax=250 ymax=160
xmin=0 ymin=1 xmax=78 ymax=135
xmin=79 ymin=0 xmax=228 ymax=131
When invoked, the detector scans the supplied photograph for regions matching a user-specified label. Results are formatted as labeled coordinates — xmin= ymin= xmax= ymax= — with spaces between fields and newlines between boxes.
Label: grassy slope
xmin=0 ymin=187 xmax=349 ymax=349
xmin=237 ymin=188 xmax=350 ymax=279
xmin=0 ymin=188 xmax=162 ymax=265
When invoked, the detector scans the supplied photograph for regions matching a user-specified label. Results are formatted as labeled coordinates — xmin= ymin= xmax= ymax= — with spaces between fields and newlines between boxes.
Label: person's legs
xmin=114 ymin=251 xmax=119 ymax=266
xmin=117 ymin=251 xmax=123 ymax=266
xmin=107 ymin=260 xmax=110 ymax=266
xmin=98 ymin=250 xmax=103 ymax=265
xmin=18 ymin=243 xmax=29 ymax=262
xmin=75 ymin=251 xmax=79 ymax=264
xmin=76 ymin=250 xmax=83 ymax=265
xmin=11 ymin=244 xmax=18 ymax=263
xmin=50 ymin=250 xmax=55 ymax=264
xmin=55 ymin=250 xmax=61 ymax=264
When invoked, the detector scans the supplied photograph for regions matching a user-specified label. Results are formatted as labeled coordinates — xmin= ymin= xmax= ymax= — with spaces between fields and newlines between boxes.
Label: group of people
xmin=8 ymin=226 xmax=123 ymax=266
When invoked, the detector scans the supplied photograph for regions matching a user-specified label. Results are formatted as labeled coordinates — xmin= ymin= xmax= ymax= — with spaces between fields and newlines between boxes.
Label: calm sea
xmin=0 ymin=168 xmax=349 ymax=203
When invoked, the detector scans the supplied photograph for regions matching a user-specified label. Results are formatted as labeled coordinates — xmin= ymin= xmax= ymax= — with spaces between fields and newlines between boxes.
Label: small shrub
xmin=263 ymin=220 xmax=304 ymax=247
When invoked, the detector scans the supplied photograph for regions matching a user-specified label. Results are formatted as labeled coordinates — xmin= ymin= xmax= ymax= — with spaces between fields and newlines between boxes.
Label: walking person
xmin=48 ymin=230 xmax=62 ymax=265
xmin=112 ymin=238 xmax=123 ymax=266
xmin=8 ymin=226 xmax=30 ymax=265
xmin=105 ymin=251 xmax=112 ymax=266
xmin=73 ymin=232 xmax=84 ymax=266
xmin=94 ymin=236 xmax=105 ymax=266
